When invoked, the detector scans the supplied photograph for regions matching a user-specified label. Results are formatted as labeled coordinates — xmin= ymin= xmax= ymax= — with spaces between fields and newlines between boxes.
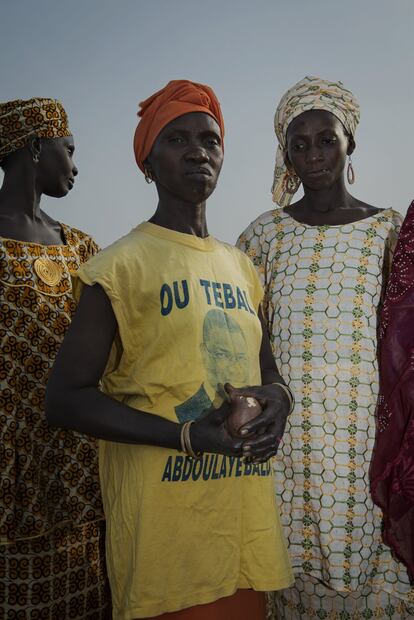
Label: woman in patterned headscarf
xmin=0 ymin=98 xmax=111 ymax=618
xmin=237 ymin=76 xmax=414 ymax=618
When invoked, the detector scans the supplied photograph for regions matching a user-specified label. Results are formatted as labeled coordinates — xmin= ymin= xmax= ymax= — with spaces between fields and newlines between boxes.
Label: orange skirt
xmin=140 ymin=589 xmax=265 ymax=620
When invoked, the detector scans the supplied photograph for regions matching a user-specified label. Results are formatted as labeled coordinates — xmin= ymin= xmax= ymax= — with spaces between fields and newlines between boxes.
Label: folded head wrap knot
xmin=272 ymin=76 xmax=360 ymax=207
xmin=0 ymin=98 xmax=71 ymax=162
xmin=133 ymin=80 xmax=224 ymax=173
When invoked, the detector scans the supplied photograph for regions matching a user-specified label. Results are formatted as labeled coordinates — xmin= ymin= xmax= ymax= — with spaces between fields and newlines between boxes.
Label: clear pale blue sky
xmin=1 ymin=0 xmax=413 ymax=246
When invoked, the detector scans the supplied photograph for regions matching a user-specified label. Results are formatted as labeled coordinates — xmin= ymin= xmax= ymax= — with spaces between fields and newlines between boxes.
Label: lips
xmin=306 ymin=168 xmax=329 ymax=176
xmin=68 ymin=178 xmax=75 ymax=189
xmin=186 ymin=168 xmax=212 ymax=177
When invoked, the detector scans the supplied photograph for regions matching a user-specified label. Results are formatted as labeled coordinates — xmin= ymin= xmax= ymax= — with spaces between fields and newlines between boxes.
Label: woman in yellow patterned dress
xmin=237 ymin=77 xmax=414 ymax=618
xmin=0 ymin=99 xmax=110 ymax=618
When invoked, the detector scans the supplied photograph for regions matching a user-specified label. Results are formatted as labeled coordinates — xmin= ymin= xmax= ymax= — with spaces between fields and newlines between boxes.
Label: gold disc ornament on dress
xmin=34 ymin=257 xmax=62 ymax=286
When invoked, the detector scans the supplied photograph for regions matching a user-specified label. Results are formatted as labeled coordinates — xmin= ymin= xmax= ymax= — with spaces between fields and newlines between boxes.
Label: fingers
xmin=250 ymin=452 xmax=278 ymax=464
xmin=241 ymin=432 xmax=282 ymax=463
xmin=192 ymin=418 xmax=243 ymax=456
xmin=244 ymin=447 xmax=279 ymax=464
xmin=239 ymin=396 xmax=289 ymax=438
xmin=238 ymin=405 xmax=274 ymax=436
xmin=238 ymin=385 xmax=290 ymax=418
xmin=193 ymin=404 xmax=236 ymax=451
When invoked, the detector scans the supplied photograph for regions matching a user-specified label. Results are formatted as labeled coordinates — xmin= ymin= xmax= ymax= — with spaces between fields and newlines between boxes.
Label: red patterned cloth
xmin=370 ymin=200 xmax=414 ymax=584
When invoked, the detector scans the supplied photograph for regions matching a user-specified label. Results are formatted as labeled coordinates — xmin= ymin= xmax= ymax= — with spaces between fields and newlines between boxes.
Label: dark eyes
xmin=168 ymin=136 xmax=185 ymax=144
xmin=206 ymin=137 xmax=221 ymax=147
xmin=167 ymin=135 xmax=221 ymax=147
xmin=292 ymin=136 xmax=337 ymax=151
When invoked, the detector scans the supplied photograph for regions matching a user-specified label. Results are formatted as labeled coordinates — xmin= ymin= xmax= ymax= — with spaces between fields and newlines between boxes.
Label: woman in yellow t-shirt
xmin=46 ymin=80 xmax=293 ymax=620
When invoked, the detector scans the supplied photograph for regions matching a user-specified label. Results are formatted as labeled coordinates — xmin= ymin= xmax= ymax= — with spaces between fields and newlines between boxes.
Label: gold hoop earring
xmin=347 ymin=156 xmax=355 ymax=185
xmin=144 ymin=168 xmax=153 ymax=184
xmin=285 ymin=172 xmax=301 ymax=194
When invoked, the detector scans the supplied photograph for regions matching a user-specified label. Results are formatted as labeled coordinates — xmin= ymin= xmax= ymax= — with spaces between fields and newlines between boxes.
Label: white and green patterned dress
xmin=238 ymin=208 xmax=414 ymax=619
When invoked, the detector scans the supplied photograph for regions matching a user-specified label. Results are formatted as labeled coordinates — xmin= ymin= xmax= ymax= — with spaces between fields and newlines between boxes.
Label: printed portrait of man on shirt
xmin=175 ymin=309 xmax=249 ymax=422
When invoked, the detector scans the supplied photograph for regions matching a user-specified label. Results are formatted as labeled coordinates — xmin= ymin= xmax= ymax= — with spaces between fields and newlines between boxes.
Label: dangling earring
xmin=285 ymin=172 xmax=300 ymax=194
xmin=347 ymin=156 xmax=355 ymax=185
xmin=31 ymin=137 xmax=40 ymax=164
xmin=144 ymin=168 xmax=153 ymax=184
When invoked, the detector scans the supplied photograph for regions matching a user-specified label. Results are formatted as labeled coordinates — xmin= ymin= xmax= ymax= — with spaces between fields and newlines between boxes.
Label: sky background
xmin=1 ymin=0 xmax=413 ymax=247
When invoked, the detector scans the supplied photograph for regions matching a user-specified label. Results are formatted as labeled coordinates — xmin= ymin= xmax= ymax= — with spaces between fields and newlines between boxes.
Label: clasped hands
xmin=190 ymin=383 xmax=291 ymax=464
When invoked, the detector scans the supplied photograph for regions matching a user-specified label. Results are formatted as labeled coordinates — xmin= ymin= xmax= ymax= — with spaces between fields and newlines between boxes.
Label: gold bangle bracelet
xmin=183 ymin=421 xmax=194 ymax=456
xmin=180 ymin=422 xmax=188 ymax=453
xmin=272 ymin=382 xmax=295 ymax=414
xmin=180 ymin=420 xmax=203 ymax=459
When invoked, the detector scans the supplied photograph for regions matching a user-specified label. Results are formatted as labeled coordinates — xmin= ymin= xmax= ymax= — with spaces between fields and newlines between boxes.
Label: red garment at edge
xmin=370 ymin=200 xmax=414 ymax=584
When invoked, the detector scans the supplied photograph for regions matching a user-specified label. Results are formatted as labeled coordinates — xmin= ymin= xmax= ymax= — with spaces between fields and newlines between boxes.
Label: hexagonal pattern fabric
xmin=238 ymin=208 xmax=414 ymax=617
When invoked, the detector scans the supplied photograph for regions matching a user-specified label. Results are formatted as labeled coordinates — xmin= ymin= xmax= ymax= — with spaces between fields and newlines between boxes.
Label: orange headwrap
xmin=133 ymin=79 xmax=224 ymax=172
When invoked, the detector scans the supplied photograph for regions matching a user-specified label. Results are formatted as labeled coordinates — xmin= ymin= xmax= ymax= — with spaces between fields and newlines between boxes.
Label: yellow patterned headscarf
xmin=272 ymin=76 xmax=360 ymax=206
xmin=0 ymin=98 xmax=71 ymax=161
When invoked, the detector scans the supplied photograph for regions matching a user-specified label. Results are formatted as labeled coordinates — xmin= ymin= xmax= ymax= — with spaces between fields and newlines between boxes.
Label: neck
xmin=0 ymin=167 xmax=42 ymax=220
xmin=301 ymin=177 xmax=354 ymax=213
xmin=149 ymin=194 xmax=209 ymax=238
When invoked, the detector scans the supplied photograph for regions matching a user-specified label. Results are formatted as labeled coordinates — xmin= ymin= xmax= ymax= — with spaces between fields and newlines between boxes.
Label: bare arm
xmin=46 ymin=283 xmax=242 ymax=456
xmin=258 ymin=305 xmax=286 ymax=386
xmin=46 ymin=283 xmax=183 ymax=448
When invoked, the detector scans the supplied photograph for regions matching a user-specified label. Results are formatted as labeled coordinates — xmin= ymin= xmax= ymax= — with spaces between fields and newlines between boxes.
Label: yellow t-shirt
xmin=77 ymin=222 xmax=293 ymax=619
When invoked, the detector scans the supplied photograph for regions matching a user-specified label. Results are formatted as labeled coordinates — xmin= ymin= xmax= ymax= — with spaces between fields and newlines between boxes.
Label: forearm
xmin=258 ymin=305 xmax=287 ymax=386
xmin=261 ymin=367 xmax=285 ymax=386
xmin=45 ymin=386 xmax=181 ymax=449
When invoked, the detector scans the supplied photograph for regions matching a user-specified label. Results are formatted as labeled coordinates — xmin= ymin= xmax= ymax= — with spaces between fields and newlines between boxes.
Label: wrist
xmin=190 ymin=420 xmax=207 ymax=454
xmin=180 ymin=420 xmax=204 ymax=458
xmin=270 ymin=381 xmax=295 ymax=415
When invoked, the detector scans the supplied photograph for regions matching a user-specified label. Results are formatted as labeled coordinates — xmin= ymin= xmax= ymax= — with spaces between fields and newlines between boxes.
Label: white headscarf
xmin=272 ymin=76 xmax=360 ymax=206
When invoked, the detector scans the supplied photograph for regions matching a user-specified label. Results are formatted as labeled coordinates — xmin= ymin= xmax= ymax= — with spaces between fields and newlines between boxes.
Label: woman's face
xmin=286 ymin=109 xmax=352 ymax=191
xmin=37 ymin=136 xmax=78 ymax=198
xmin=146 ymin=112 xmax=223 ymax=203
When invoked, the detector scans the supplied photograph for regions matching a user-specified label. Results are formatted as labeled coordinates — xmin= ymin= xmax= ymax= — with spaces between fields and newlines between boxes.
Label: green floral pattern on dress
xmin=238 ymin=208 xmax=414 ymax=618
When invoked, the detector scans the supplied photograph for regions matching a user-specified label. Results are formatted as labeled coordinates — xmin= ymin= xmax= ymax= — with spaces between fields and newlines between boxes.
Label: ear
xmin=28 ymin=137 xmax=42 ymax=163
xmin=347 ymin=134 xmax=356 ymax=156
xmin=143 ymin=157 xmax=152 ymax=173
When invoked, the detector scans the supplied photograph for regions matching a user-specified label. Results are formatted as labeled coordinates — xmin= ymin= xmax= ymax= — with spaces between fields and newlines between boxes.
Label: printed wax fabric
xmin=237 ymin=208 xmax=414 ymax=617
xmin=371 ymin=200 xmax=414 ymax=585
xmin=75 ymin=222 xmax=293 ymax=619
xmin=266 ymin=574 xmax=414 ymax=619
xmin=272 ymin=75 xmax=360 ymax=207
xmin=0 ymin=98 xmax=71 ymax=161
xmin=0 ymin=225 xmax=110 ymax=618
